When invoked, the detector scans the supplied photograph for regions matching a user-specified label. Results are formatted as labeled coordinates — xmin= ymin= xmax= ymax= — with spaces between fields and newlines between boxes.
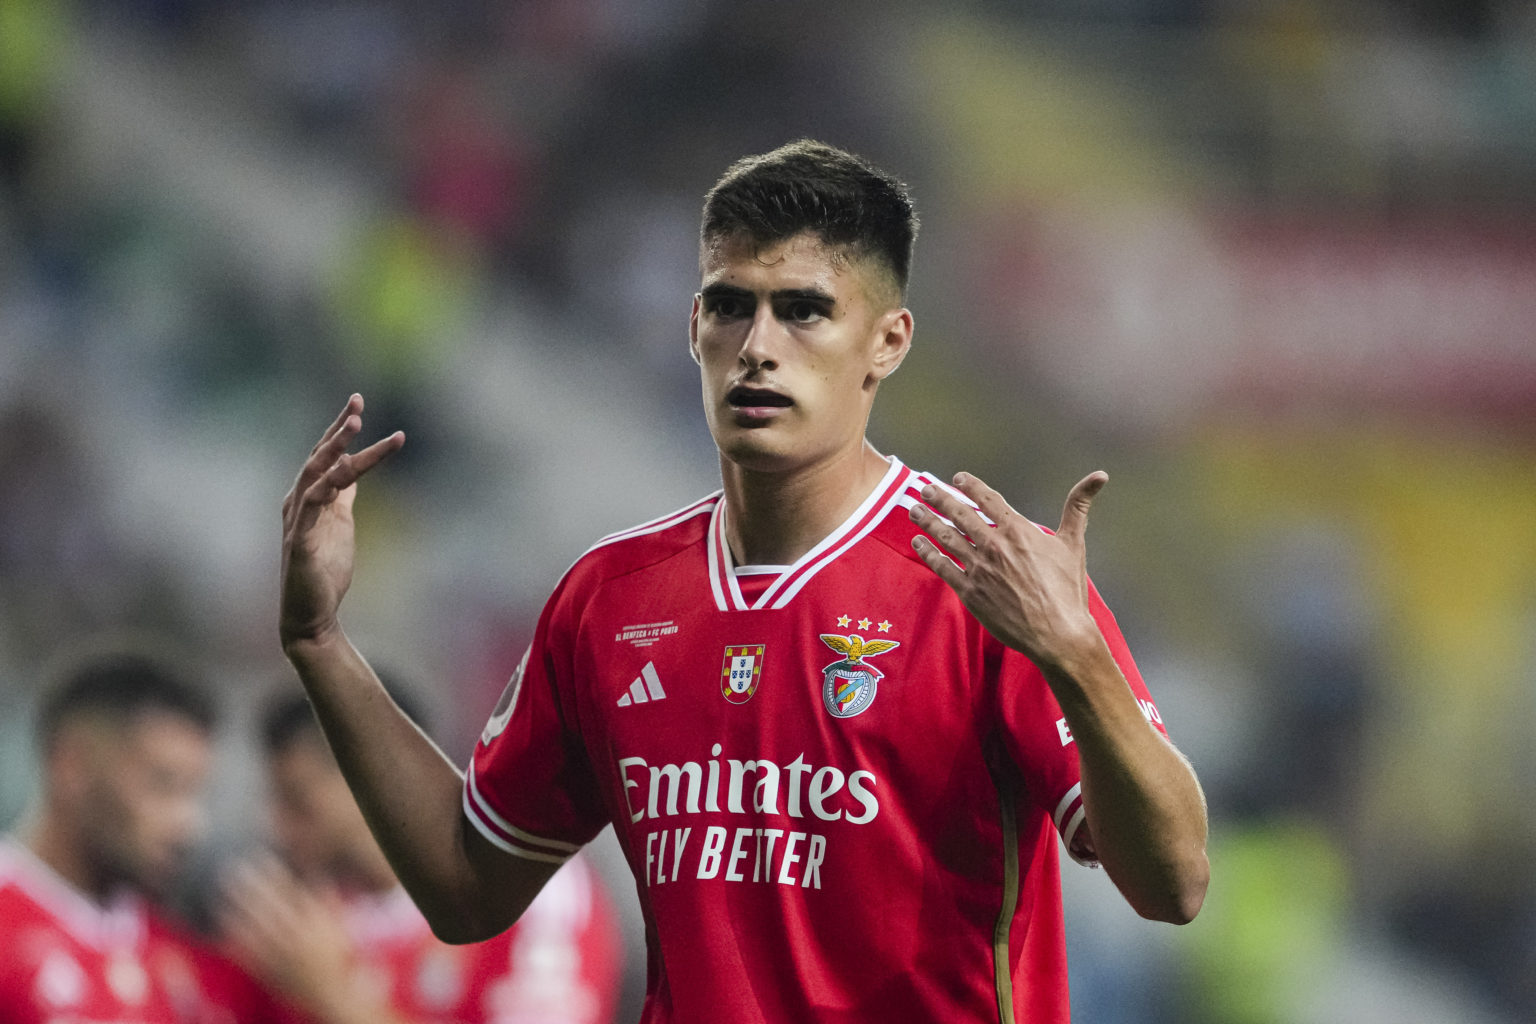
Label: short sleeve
xmin=463 ymin=576 xmax=609 ymax=864
xmin=994 ymin=576 xmax=1167 ymax=867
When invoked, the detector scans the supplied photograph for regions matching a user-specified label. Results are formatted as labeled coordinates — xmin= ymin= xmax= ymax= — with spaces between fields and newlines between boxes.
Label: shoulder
xmin=0 ymin=843 xmax=61 ymax=931
xmin=0 ymin=873 xmax=37 ymax=927
xmin=867 ymin=465 xmax=983 ymax=557
xmin=558 ymin=493 xmax=719 ymax=595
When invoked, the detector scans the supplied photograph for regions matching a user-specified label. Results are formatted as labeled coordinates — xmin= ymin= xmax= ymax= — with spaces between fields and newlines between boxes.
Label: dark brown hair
xmin=701 ymin=139 xmax=919 ymax=296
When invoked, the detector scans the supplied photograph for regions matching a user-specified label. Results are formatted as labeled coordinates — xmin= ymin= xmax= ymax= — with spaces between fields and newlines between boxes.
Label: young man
xmin=0 ymin=647 xmax=262 ymax=1024
xmin=220 ymin=687 xmax=621 ymax=1024
xmin=279 ymin=140 xmax=1209 ymax=1022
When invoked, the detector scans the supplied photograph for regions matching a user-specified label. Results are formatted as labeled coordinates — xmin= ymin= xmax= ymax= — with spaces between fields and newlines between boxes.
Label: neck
xmin=16 ymin=809 xmax=112 ymax=903
xmin=719 ymin=439 xmax=892 ymax=566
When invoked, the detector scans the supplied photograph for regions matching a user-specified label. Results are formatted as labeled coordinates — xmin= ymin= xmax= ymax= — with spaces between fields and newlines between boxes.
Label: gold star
xmin=857 ymin=617 xmax=872 ymax=631
xmin=877 ymin=620 xmax=892 ymax=633
xmin=837 ymin=615 xmax=851 ymax=628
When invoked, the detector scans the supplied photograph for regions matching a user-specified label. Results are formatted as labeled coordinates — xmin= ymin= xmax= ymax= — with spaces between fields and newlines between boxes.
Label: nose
xmin=738 ymin=303 xmax=780 ymax=372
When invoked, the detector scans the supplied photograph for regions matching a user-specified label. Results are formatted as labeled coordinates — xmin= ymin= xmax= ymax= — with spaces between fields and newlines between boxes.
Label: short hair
xmin=36 ymin=647 xmax=217 ymax=751
xmin=260 ymin=670 xmax=429 ymax=756
xmin=700 ymin=139 xmax=919 ymax=296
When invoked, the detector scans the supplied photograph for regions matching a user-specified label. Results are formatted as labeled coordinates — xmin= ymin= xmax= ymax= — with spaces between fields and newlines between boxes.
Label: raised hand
xmin=907 ymin=471 xmax=1108 ymax=673
xmin=279 ymin=395 xmax=404 ymax=649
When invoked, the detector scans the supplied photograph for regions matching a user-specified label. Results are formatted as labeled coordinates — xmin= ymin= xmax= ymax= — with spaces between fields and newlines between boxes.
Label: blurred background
xmin=2 ymin=0 xmax=1534 ymax=1021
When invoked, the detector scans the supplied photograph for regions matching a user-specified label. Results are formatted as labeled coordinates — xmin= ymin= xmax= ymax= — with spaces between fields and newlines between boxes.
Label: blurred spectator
xmin=0 ymin=643 xmax=264 ymax=1024
xmin=222 ymin=681 xmax=622 ymax=1024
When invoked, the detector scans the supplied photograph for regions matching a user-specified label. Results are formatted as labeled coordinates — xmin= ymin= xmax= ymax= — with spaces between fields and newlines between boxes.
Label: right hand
xmin=279 ymin=394 xmax=404 ymax=649
xmin=219 ymin=857 xmax=354 ymax=1011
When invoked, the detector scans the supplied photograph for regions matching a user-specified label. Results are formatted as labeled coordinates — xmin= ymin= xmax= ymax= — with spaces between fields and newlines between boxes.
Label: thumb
xmin=1057 ymin=471 xmax=1108 ymax=547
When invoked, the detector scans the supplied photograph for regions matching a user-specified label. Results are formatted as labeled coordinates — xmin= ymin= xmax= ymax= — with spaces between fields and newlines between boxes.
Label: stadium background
xmin=2 ymin=1 xmax=1534 ymax=1021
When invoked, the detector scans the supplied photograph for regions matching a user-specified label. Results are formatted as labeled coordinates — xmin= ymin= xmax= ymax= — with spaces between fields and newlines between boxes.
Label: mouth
xmin=727 ymin=385 xmax=793 ymax=409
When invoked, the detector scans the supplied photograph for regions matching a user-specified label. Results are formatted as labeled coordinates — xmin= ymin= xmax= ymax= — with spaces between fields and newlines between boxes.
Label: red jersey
xmin=0 ymin=839 xmax=258 ymax=1024
xmin=267 ymin=858 xmax=620 ymax=1024
xmin=464 ymin=458 xmax=1168 ymax=1023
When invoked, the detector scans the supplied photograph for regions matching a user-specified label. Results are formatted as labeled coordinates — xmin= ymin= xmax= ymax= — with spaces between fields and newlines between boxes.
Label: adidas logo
xmin=616 ymin=662 xmax=667 ymax=707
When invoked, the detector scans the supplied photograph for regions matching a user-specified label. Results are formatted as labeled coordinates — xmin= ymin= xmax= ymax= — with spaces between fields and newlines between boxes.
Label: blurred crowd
xmin=2 ymin=1 xmax=1534 ymax=1022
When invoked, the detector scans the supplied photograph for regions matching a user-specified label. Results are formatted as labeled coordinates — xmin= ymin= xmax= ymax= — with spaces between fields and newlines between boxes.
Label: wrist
xmin=1032 ymin=615 xmax=1108 ymax=670
xmin=281 ymin=620 xmax=348 ymax=665
xmin=304 ymin=985 xmax=380 ymax=1024
xmin=1036 ymin=629 xmax=1116 ymax=698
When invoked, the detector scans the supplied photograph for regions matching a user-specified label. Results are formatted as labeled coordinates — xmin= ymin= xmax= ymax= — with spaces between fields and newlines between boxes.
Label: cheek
xmin=125 ymin=788 xmax=182 ymax=842
xmin=86 ymin=776 xmax=135 ymax=842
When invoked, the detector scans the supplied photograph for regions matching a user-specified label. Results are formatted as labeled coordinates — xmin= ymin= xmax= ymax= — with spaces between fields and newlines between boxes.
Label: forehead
xmin=74 ymin=712 xmax=212 ymax=786
xmin=699 ymin=231 xmax=877 ymax=299
xmin=65 ymin=709 xmax=208 ymax=751
xmin=122 ymin=711 xmax=212 ymax=761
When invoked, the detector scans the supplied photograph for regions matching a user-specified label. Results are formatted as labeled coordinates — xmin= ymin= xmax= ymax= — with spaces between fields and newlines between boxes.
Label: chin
xmin=715 ymin=431 xmax=802 ymax=473
xmin=117 ymin=860 xmax=172 ymax=898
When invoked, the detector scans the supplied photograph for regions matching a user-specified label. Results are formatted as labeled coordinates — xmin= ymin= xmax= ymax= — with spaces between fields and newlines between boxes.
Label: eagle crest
xmin=819 ymin=634 xmax=900 ymax=663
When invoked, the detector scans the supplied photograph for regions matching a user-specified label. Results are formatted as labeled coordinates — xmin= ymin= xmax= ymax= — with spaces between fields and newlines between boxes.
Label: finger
xmin=217 ymin=908 xmax=261 ymax=958
xmin=261 ymin=857 xmax=313 ymax=908
xmin=341 ymin=429 xmax=406 ymax=482
xmin=223 ymin=862 xmax=277 ymax=912
xmin=292 ymin=430 xmax=405 ymax=532
xmin=221 ymin=900 xmax=275 ymax=950
xmin=310 ymin=394 xmax=364 ymax=456
xmin=1057 ymin=471 xmax=1108 ymax=547
xmin=314 ymin=428 xmax=404 ymax=496
xmin=910 ymin=534 xmax=967 ymax=590
xmin=916 ymin=483 xmax=989 ymax=542
xmin=949 ymin=471 xmax=1022 ymax=529
xmin=290 ymin=413 xmax=365 ymax=512
xmin=907 ymin=502 xmax=975 ymax=563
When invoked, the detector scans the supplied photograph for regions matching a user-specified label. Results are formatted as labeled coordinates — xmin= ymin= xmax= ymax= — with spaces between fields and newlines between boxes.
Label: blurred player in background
xmin=277 ymin=140 xmax=1209 ymax=1022
xmin=222 ymin=684 xmax=621 ymax=1024
xmin=0 ymin=646 xmax=260 ymax=1024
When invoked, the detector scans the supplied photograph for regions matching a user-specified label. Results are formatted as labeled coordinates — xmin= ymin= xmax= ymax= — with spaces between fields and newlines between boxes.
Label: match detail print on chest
xmin=604 ymin=598 xmax=909 ymax=723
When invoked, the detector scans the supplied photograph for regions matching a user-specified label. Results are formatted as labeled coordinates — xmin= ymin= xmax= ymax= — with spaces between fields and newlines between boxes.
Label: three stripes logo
xmin=616 ymin=662 xmax=667 ymax=707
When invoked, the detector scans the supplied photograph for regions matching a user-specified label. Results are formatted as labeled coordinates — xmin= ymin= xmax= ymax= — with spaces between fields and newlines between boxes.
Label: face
xmin=64 ymin=712 xmax=213 ymax=895
xmin=266 ymin=736 xmax=375 ymax=883
xmin=689 ymin=231 xmax=912 ymax=474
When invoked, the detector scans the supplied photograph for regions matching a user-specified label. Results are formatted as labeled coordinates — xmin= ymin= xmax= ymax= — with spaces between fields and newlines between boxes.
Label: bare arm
xmin=279 ymin=395 xmax=556 ymax=942
xmin=909 ymin=472 xmax=1209 ymax=924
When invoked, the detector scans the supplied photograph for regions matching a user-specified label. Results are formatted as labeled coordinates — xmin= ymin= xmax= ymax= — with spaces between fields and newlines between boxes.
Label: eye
xmin=705 ymin=294 xmax=749 ymax=320
xmin=784 ymin=300 xmax=825 ymax=324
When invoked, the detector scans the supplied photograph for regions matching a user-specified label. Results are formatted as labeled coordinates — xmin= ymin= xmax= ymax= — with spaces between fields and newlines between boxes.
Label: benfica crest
xmin=721 ymin=645 xmax=765 ymax=704
xmin=819 ymin=634 xmax=900 ymax=718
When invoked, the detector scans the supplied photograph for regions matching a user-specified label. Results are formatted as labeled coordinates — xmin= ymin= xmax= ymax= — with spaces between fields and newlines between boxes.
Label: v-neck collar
xmin=707 ymin=457 xmax=912 ymax=612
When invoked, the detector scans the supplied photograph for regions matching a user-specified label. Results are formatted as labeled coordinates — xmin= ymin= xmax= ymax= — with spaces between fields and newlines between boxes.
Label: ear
xmin=868 ymin=307 xmax=913 ymax=383
xmin=688 ymin=294 xmax=703 ymax=366
xmin=46 ymin=727 xmax=96 ymax=806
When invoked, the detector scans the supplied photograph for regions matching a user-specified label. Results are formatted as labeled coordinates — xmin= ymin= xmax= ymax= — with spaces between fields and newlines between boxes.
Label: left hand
xmin=908 ymin=471 xmax=1108 ymax=673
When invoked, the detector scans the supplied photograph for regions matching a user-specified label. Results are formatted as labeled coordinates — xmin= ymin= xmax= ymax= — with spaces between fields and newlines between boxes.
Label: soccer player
xmin=278 ymin=140 xmax=1210 ymax=1022
xmin=220 ymin=686 xmax=621 ymax=1024
xmin=0 ymin=646 xmax=263 ymax=1024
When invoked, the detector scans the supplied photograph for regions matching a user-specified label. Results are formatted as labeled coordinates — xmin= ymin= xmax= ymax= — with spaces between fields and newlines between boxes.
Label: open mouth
xmin=727 ymin=386 xmax=793 ymax=408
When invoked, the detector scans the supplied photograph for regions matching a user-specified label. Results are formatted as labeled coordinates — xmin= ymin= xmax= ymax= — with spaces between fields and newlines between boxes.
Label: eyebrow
xmin=699 ymin=283 xmax=837 ymax=305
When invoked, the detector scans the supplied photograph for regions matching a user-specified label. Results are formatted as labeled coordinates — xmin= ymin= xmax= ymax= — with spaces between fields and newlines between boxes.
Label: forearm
xmin=1046 ymin=640 xmax=1209 ymax=924
xmin=282 ymin=628 xmax=499 ymax=936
